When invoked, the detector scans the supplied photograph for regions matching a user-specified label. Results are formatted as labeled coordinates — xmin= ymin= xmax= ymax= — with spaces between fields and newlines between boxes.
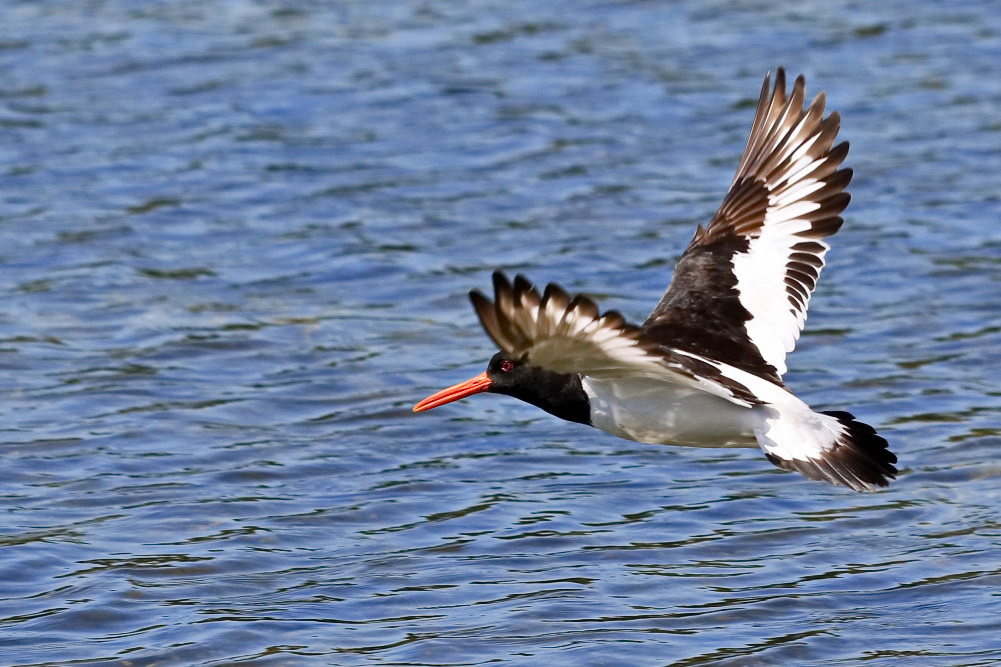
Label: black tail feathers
xmin=766 ymin=411 xmax=898 ymax=492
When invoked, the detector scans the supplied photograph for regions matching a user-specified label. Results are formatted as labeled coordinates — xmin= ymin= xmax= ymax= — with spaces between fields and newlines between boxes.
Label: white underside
xmin=581 ymin=375 xmax=759 ymax=447
xmin=581 ymin=370 xmax=848 ymax=463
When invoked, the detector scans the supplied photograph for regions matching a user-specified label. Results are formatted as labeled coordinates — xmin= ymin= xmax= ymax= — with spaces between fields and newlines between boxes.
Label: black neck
xmin=494 ymin=370 xmax=591 ymax=426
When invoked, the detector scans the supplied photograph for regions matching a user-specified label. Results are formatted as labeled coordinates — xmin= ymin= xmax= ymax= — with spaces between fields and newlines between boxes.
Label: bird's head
xmin=413 ymin=350 xmax=590 ymax=425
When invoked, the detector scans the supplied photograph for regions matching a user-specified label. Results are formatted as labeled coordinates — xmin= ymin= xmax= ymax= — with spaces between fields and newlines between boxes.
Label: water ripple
xmin=2 ymin=0 xmax=1000 ymax=664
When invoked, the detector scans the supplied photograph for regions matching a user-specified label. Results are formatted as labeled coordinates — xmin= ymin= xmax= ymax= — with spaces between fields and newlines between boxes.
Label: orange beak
xmin=413 ymin=371 xmax=492 ymax=412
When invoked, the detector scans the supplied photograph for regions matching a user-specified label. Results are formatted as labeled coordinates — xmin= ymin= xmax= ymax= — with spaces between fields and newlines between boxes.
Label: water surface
xmin=1 ymin=1 xmax=1000 ymax=664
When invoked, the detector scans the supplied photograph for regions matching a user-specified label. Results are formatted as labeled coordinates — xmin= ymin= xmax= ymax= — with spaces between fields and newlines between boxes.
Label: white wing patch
xmin=731 ymin=222 xmax=830 ymax=375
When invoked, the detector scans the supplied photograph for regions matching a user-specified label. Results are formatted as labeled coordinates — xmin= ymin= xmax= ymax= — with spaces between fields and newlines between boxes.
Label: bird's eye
xmin=499 ymin=359 xmax=514 ymax=372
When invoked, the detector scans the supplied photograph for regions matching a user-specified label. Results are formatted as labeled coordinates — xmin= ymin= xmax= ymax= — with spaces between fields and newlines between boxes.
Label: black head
xmin=414 ymin=350 xmax=591 ymax=426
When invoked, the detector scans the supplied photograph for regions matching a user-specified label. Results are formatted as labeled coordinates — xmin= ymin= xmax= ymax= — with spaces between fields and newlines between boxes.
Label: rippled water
xmin=2 ymin=1 xmax=1000 ymax=664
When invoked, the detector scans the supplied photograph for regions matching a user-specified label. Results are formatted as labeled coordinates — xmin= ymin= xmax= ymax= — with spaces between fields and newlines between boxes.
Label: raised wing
xmin=643 ymin=68 xmax=852 ymax=382
xmin=470 ymin=271 xmax=761 ymax=407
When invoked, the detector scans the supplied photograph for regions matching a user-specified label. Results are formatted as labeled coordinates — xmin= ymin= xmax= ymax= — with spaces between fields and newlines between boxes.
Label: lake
xmin=1 ymin=0 xmax=999 ymax=664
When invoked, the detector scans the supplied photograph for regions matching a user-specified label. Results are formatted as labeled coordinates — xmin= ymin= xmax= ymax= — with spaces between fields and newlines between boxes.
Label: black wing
xmin=643 ymin=68 xmax=852 ymax=383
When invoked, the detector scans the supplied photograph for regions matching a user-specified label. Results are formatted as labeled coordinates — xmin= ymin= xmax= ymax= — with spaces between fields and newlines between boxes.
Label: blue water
xmin=2 ymin=1 xmax=1000 ymax=664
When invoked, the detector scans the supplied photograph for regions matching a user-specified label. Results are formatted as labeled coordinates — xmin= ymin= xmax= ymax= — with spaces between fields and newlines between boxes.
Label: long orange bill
xmin=413 ymin=371 xmax=492 ymax=412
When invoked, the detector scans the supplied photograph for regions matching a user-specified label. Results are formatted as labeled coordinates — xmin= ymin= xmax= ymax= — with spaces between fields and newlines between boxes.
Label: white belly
xmin=581 ymin=375 xmax=759 ymax=448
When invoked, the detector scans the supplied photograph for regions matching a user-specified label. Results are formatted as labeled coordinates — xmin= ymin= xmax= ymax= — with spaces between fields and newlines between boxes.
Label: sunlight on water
xmin=1 ymin=0 xmax=999 ymax=664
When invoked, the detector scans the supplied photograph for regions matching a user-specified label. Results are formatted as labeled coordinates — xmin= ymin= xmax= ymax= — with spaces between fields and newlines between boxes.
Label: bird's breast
xmin=580 ymin=375 xmax=759 ymax=448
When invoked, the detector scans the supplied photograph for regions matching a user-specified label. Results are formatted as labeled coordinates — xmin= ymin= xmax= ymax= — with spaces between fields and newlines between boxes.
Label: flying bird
xmin=413 ymin=69 xmax=897 ymax=492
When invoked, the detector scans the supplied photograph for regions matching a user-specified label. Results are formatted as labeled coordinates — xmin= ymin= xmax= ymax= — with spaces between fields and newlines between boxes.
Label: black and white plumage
xmin=414 ymin=69 xmax=897 ymax=492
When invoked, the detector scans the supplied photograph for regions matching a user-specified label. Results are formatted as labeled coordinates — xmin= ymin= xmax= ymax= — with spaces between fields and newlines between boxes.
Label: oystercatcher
xmin=414 ymin=69 xmax=897 ymax=492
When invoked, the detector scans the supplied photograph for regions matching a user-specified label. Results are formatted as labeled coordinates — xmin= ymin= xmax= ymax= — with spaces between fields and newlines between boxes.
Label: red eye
xmin=499 ymin=359 xmax=514 ymax=372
